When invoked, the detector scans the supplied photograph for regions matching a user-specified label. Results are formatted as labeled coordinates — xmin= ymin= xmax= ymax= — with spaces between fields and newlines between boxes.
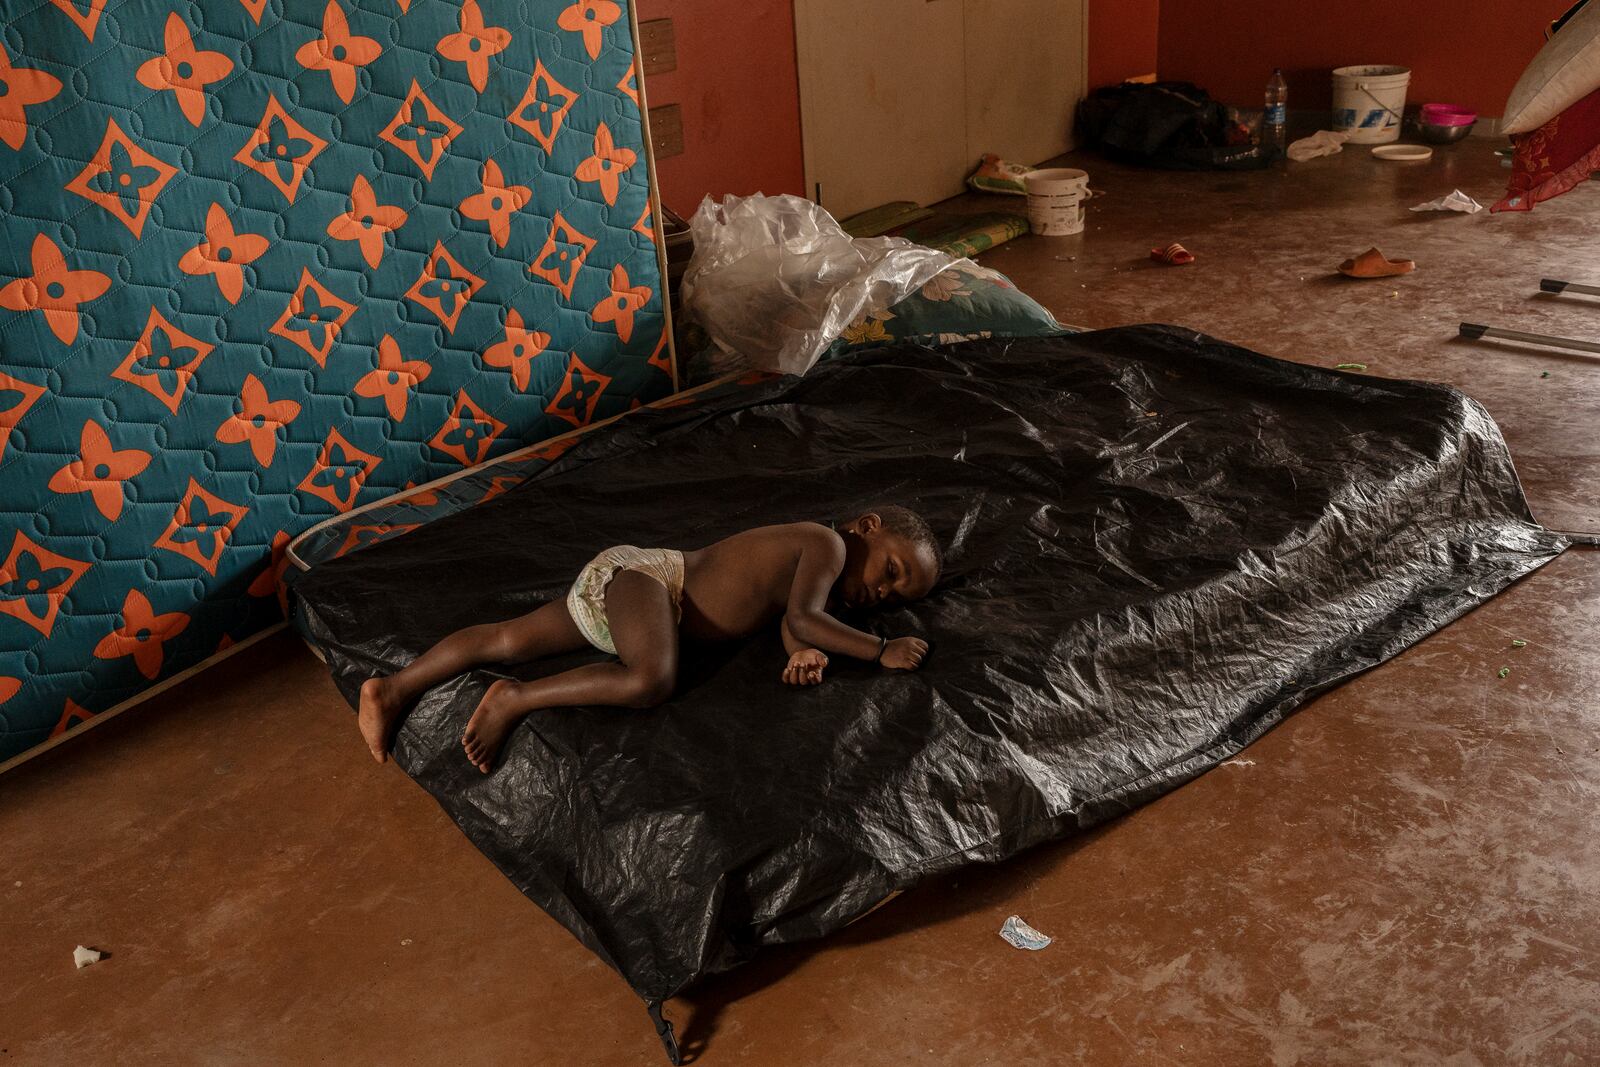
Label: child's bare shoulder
xmin=764 ymin=521 xmax=844 ymax=551
xmin=719 ymin=521 xmax=844 ymax=557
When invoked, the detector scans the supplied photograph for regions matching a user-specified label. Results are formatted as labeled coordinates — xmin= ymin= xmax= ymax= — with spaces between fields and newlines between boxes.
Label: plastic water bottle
xmin=1264 ymin=68 xmax=1288 ymax=151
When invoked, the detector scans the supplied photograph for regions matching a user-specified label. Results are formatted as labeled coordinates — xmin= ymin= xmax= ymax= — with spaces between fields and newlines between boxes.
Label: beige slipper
xmin=1339 ymin=247 xmax=1416 ymax=278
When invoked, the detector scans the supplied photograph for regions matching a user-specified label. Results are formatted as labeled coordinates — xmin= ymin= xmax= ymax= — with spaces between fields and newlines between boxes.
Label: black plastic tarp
xmin=291 ymin=326 xmax=1564 ymax=1053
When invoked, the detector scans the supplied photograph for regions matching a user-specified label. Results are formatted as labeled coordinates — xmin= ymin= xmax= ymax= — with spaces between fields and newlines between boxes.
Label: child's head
xmin=836 ymin=506 xmax=941 ymax=610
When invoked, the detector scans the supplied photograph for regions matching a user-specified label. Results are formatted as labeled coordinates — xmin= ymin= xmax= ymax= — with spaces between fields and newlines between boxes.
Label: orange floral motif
xmin=51 ymin=698 xmax=95 ymax=738
xmin=429 ymin=390 xmax=505 ymax=467
xmin=459 ymin=159 xmax=530 ymax=248
xmin=93 ymin=589 xmax=190 ymax=680
xmin=111 ymin=309 xmax=215 ymax=414
xmin=575 ymin=122 xmax=636 ymax=206
xmin=234 ymin=95 xmax=328 ymax=205
xmin=298 ymin=428 xmax=381 ymax=511
xmin=295 ymin=2 xmax=381 ymax=105
xmin=354 ymin=335 xmax=431 ymax=420
xmin=47 ymin=421 xmax=151 ymax=521
xmin=216 ymin=373 xmax=301 ymax=467
xmin=557 ymin=0 xmax=620 ymax=61
xmin=136 ymin=14 xmax=234 ymax=127
xmin=378 ymin=81 xmax=462 ymax=180
xmin=647 ymin=322 xmax=673 ymax=376
xmin=248 ymin=530 xmax=293 ymax=614
xmin=65 ymin=118 xmax=179 ymax=238
xmin=616 ymin=66 xmax=639 ymax=108
xmin=0 ymin=677 xmax=18 ymax=704
xmin=238 ymin=0 xmax=269 ymax=24
xmin=0 ymin=234 xmax=112 ymax=345
xmin=335 ymin=523 xmax=420 ymax=559
xmin=153 ymin=479 xmax=248 ymax=576
xmin=437 ymin=0 xmax=510 ymax=93
xmin=591 ymin=263 xmax=651 ymax=343
xmin=404 ymin=243 xmax=485 ymax=334
xmin=481 ymin=309 xmax=551 ymax=392
xmin=47 ymin=0 xmax=107 ymax=41
xmin=0 ymin=44 xmax=63 ymax=150
xmin=0 ymin=530 xmax=91 ymax=637
xmin=0 ymin=370 xmax=48 ymax=461
xmin=525 ymin=436 xmax=578 ymax=462
xmin=401 ymin=481 xmax=441 ymax=506
xmin=508 ymin=62 xmax=577 ymax=153
xmin=527 ymin=213 xmax=595 ymax=300
xmin=269 ymin=270 xmax=356 ymax=367
xmin=632 ymin=202 xmax=654 ymax=239
xmin=179 ymin=202 xmax=268 ymax=304
xmin=477 ymin=476 xmax=522 ymax=504
xmin=326 ymin=175 xmax=409 ymax=269
xmin=545 ymin=353 xmax=611 ymax=429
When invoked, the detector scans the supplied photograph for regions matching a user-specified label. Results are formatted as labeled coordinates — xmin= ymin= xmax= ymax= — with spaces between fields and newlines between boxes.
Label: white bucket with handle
xmin=1332 ymin=65 xmax=1411 ymax=144
xmin=1024 ymin=168 xmax=1090 ymax=236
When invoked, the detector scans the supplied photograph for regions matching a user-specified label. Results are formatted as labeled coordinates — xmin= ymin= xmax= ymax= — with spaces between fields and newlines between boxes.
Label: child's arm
xmin=780 ymin=615 xmax=827 ymax=686
xmin=780 ymin=614 xmax=810 ymax=657
xmin=783 ymin=530 xmax=926 ymax=670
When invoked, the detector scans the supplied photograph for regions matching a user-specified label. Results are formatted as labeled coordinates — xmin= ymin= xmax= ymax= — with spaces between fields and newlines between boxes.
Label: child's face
xmin=837 ymin=515 xmax=938 ymax=610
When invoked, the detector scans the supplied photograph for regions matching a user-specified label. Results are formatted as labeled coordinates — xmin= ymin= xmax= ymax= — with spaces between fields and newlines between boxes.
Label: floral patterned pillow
xmin=682 ymin=263 xmax=1068 ymax=385
xmin=830 ymin=263 xmax=1068 ymax=354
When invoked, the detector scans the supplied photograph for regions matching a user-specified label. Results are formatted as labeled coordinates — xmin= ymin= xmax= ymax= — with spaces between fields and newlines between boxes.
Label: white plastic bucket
xmin=1332 ymin=65 xmax=1411 ymax=144
xmin=1024 ymin=168 xmax=1090 ymax=236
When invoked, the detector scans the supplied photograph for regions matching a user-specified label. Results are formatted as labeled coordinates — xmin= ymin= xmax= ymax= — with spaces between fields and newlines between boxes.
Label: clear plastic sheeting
xmin=681 ymin=193 xmax=958 ymax=376
xmin=291 ymin=327 xmax=1566 ymax=1053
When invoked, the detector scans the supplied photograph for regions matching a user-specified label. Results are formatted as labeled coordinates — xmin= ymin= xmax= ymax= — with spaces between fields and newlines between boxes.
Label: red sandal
xmin=1151 ymin=242 xmax=1196 ymax=266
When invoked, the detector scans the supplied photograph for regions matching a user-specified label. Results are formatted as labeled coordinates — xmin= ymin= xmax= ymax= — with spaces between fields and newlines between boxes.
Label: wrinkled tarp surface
xmin=291 ymin=326 xmax=1565 ymax=1012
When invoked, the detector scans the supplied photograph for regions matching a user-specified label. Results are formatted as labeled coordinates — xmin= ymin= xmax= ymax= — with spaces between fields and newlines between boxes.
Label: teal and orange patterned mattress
xmin=0 ymin=0 xmax=672 ymax=763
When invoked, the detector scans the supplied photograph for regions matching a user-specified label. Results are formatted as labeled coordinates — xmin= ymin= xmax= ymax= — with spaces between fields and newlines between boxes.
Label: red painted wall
xmin=1157 ymin=1 xmax=1571 ymax=115
xmin=1090 ymin=0 xmax=1160 ymax=88
xmin=635 ymin=0 xmax=806 ymax=216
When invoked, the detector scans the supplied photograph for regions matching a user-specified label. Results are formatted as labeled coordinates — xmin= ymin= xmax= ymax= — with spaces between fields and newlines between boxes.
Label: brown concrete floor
xmin=4 ymin=144 xmax=1599 ymax=1066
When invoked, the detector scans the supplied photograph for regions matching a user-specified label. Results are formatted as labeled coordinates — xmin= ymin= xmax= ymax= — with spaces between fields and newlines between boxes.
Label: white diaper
xmin=566 ymin=545 xmax=685 ymax=653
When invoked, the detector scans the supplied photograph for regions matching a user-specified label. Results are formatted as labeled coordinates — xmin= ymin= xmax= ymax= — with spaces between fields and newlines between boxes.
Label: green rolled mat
xmin=892 ymin=211 xmax=1031 ymax=257
xmin=839 ymin=201 xmax=937 ymax=238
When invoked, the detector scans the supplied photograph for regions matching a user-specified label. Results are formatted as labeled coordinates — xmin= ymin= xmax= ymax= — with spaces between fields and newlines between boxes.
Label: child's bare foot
xmin=461 ymin=679 xmax=528 ymax=774
xmin=358 ymin=676 xmax=406 ymax=764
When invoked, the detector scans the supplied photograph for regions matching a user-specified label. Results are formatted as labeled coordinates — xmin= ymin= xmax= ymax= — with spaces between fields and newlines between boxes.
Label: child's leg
xmin=357 ymin=598 xmax=587 ymax=763
xmin=461 ymin=570 xmax=678 ymax=773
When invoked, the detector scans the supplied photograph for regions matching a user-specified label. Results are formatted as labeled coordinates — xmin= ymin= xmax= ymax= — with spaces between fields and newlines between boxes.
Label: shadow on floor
xmin=669 ymin=819 xmax=1118 ymax=1062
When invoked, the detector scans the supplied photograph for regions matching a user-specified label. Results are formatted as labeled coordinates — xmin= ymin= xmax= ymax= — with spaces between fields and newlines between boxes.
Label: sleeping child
xmin=357 ymin=506 xmax=942 ymax=773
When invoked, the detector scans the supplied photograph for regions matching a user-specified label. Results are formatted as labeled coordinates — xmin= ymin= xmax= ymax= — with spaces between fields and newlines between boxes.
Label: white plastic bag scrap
xmin=999 ymin=915 xmax=1052 ymax=951
xmin=1410 ymin=189 xmax=1484 ymax=214
xmin=681 ymin=193 xmax=958 ymax=377
xmin=1287 ymin=129 xmax=1351 ymax=162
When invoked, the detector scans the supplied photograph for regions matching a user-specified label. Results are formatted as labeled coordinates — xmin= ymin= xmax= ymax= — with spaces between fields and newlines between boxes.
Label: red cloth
xmin=1493 ymin=85 xmax=1600 ymax=212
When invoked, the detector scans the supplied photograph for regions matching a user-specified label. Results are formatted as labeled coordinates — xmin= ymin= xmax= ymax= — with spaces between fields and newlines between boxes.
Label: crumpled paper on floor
xmin=1410 ymin=189 xmax=1484 ymax=214
xmin=1287 ymin=130 xmax=1351 ymax=162
xmin=999 ymin=915 xmax=1053 ymax=951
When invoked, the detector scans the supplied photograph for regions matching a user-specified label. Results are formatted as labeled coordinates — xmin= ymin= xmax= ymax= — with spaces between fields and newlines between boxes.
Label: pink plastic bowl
xmin=1420 ymin=103 xmax=1478 ymax=127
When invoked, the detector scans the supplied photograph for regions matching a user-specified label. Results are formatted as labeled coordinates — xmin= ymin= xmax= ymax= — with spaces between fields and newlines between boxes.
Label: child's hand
xmin=879 ymin=636 xmax=928 ymax=671
xmin=783 ymin=648 xmax=828 ymax=686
